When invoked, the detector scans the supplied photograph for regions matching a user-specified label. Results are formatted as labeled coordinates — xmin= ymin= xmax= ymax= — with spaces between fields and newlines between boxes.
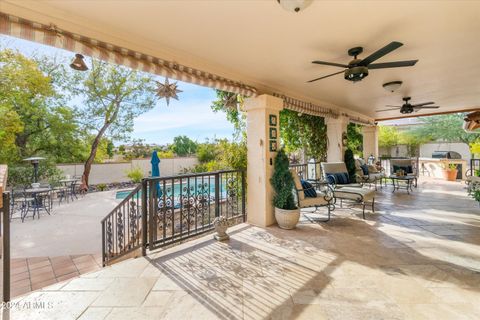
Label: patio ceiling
xmin=2 ymin=0 xmax=480 ymax=120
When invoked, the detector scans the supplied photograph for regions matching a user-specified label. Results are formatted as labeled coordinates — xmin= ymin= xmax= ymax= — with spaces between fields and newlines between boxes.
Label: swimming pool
xmin=115 ymin=177 xmax=223 ymax=200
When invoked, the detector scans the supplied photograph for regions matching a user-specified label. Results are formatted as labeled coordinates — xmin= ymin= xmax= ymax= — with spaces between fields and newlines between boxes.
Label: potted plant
xmin=474 ymin=189 xmax=480 ymax=207
xmin=270 ymin=149 xmax=300 ymax=229
xmin=441 ymin=163 xmax=458 ymax=181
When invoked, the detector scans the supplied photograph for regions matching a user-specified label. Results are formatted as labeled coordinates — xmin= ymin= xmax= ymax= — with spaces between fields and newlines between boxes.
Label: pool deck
xmin=10 ymin=190 xmax=120 ymax=258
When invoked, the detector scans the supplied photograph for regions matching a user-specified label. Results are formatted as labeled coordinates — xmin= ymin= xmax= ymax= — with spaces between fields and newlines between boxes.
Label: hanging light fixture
xmin=382 ymin=81 xmax=403 ymax=92
xmin=70 ymin=54 xmax=88 ymax=71
xmin=277 ymin=0 xmax=313 ymax=13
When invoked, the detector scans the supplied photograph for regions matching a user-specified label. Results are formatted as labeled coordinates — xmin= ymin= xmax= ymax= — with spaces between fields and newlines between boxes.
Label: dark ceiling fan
xmin=308 ymin=41 xmax=418 ymax=83
xmin=376 ymin=97 xmax=440 ymax=114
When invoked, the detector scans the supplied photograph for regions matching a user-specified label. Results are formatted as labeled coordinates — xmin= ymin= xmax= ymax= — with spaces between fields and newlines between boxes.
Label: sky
xmin=0 ymin=35 xmax=235 ymax=145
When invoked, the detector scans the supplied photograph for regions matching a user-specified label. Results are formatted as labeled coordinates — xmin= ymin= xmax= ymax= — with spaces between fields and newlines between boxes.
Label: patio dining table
xmin=23 ymin=187 xmax=52 ymax=220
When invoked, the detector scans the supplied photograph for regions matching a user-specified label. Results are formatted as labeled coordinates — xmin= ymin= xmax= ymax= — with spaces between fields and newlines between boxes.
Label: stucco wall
xmin=379 ymin=142 xmax=471 ymax=161
xmin=56 ymin=157 xmax=198 ymax=184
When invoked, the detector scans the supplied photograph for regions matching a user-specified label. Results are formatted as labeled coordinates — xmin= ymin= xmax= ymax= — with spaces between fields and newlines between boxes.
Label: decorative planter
xmin=213 ymin=216 xmax=230 ymax=241
xmin=274 ymin=207 xmax=300 ymax=230
xmin=442 ymin=169 xmax=458 ymax=181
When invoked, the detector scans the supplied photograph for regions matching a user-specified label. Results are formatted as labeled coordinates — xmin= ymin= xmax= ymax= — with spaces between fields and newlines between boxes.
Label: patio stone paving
xmin=3 ymin=178 xmax=480 ymax=319
xmin=7 ymin=254 xmax=102 ymax=298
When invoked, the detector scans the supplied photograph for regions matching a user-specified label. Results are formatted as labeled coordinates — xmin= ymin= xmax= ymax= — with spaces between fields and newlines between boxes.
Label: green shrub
xmin=344 ymin=148 xmax=356 ymax=183
xmin=126 ymin=166 xmax=144 ymax=183
xmin=271 ymin=149 xmax=296 ymax=210
xmin=474 ymin=189 xmax=480 ymax=202
xmin=8 ymin=160 xmax=64 ymax=187
xmin=97 ymin=183 xmax=108 ymax=191
xmin=197 ymin=143 xmax=218 ymax=163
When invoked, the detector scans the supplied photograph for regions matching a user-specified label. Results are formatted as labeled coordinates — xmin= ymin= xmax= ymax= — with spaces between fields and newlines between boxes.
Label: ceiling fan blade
xmin=307 ymin=70 xmax=345 ymax=83
xmin=312 ymin=61 xmax=349 ymax=68
xmin=376 ymin=108 xmax=401 ymax=112
xmin=412 ymin=102 xmax=435 ymax=107
xmin=385 ymin=105 xmax=402 ymax=108
xmin=414 ymin=106 xmax=440 ymax=109
xmin=368 ymin=60 xmax=418 ymax=69
xmin=359 ymin=41 xmax=403 ymax=66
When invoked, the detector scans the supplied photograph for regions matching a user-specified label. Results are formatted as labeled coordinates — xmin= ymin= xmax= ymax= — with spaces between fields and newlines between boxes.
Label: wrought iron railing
xmin=101 ymin=169 xmax=246 ymax=265
xmin=101 ymin=183 xmax=143 ymax=266
xmin=146 ymin=170 xmax=246 ymax=250
xmin=289 ymin=161 xmax=322 ymax=180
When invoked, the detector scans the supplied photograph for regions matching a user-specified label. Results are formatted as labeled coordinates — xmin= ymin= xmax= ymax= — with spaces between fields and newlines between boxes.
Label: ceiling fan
xmin=376 ymin=97 xmax=440 ymax=114
xmin=308 ymin=41 xmax=418 ymax=83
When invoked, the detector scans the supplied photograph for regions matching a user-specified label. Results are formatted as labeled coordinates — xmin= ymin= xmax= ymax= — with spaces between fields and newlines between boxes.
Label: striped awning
xmin=273 ymin=93 xmax=339 ymax=119
xmin=0 ymin=13 xmax=257 ymax=97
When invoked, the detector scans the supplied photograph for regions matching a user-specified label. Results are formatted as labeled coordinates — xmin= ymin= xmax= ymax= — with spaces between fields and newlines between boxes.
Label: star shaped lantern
xmin=156 ymin=78 xmax=182 ymax=106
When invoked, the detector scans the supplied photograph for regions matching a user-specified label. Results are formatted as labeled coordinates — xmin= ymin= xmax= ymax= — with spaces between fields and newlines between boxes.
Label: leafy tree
xmin=0 ymin=49 xmax=85 ymax=164
xmin=412 ymin=113 xmax=479 ymax=157
xmin=217 ymin=139 xmax=247 ymax=171
xmin=398 ymin=130 xmax=431 ymax=157
xmin=197 ymin=142 xmax=218 ymax=163
xmin=210 ymin=90 xmax=245 ymax=140
xmin=71 ymin=59 xmax=157 ymax=190
xmin=170 ymin=135 xmax=198 ymax=156
xmin=378 ymin=125 xmax=400 ymax=157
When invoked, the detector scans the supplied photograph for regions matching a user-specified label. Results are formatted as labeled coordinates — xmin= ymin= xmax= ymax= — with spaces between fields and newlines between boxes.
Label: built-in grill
xmin=431 ymin=151 xmax=462 ymax=159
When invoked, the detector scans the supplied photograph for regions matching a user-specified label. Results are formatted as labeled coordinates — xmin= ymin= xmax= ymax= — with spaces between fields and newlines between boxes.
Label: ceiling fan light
xmin=383 ymin=81 xmax=402 ymax=92
xmin=70 ymin=53 xmax=88 ymax=71
xmin=277 ymin=0 xmax=313 ymax=13
xmin=344 ymin=66 xmax=368 ymax=82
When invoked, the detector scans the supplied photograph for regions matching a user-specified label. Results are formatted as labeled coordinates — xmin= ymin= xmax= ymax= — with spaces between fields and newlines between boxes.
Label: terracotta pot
xmin=442 ymin=169 xmax=458 ymax=181
xmin=274 ymin=207 xmax=300 ymax=230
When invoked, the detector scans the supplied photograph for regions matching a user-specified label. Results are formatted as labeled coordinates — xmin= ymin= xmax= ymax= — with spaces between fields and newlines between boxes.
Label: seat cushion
xmin=289 ymin=169 xmax=305 ymax=201
xmin=299 ymin=191 xmax=329 ymax=207
xmin=300 ymin=180 xmax=317 ymax=198
xmin=368 ymin=173 xmax=384 ymax=180
xmin=326 ymin=172 xmax=350 ymax=185
xmin=334 ymin=187 xmax=375 ymax=202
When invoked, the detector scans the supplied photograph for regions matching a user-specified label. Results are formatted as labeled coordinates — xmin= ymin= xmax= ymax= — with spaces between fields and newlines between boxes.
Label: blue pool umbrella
xmin=150 ymin=151 xmax=161 ymax=197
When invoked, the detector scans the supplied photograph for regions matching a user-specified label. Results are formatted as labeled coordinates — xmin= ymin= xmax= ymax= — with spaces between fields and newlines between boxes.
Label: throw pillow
xmin=326 ymin=172 xmax=350 ymax=185
xmin=393 ymin=165 xmax=413 ymax=174
xmin=300 ymin=180 xmax=317 ymax=198
xmin=360 ymin=164 xmax=369 ymax=175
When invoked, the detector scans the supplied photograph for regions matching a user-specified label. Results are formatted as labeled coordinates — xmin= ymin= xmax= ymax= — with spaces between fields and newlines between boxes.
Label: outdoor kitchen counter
xmin=418 ymin=158 xmax=468 ymax=180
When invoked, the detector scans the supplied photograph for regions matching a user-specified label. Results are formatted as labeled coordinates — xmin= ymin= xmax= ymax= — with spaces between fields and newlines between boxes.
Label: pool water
xmin=115 ymin=177 xmax=223 ymax=200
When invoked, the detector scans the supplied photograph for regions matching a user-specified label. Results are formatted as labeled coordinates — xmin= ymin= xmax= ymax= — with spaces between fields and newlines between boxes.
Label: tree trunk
xmin=81 ymin=124 xmax=109 ymax=191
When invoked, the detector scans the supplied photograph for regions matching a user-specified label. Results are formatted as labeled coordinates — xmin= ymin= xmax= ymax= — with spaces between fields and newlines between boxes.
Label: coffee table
xmin=389 ymin=175 xmax=417 ymax=194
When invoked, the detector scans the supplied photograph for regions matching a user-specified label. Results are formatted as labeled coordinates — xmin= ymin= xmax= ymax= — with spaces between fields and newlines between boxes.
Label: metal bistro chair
xmin=11 ymin=188 xmax=33 ymax=221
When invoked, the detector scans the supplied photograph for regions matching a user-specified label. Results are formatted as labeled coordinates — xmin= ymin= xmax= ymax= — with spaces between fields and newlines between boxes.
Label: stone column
xmin=244 ymin=94 xmax=283 ymax=227
xmin=362 ymin=125 xmax=379 ymax=160
xmin=325 ymin=115 xmax=349 ymax=162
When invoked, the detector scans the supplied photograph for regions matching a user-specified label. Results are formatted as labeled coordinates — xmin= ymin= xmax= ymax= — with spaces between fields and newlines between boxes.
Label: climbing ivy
xmin=279 ymin=109 xmax=328 ymax=161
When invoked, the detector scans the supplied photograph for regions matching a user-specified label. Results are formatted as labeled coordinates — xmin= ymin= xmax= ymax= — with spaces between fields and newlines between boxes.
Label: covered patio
xmin=1 ymin=1 xmax=480 ymax=319
xmin=4 ymin=178 xmax=479 ymax=319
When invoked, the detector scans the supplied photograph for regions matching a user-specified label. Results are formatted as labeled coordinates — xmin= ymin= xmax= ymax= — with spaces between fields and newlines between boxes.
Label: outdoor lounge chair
xmin=320 ymin=162 xmax=376 ymax=219
xmin=290 ymin=169 xmax=334 ymax=222
xmin=354 ymin=158 xmax=385 ymax=190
